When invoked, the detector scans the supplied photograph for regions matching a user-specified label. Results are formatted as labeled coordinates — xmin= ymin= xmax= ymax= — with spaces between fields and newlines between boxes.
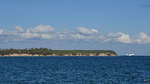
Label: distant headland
xmin=0 ymin=48 xmax=117 ymax=56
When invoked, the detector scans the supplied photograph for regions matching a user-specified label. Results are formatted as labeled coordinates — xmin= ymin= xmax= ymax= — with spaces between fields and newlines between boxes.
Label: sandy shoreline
xmin=0 ymin=53 xmax=117 ymax=56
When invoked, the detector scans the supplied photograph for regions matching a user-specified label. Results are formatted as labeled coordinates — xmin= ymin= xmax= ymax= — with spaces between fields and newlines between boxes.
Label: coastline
xmin=0 ymin=53 xmax=117 ymax=56
xmin=0 ymin=48 xmax=117 ymax=56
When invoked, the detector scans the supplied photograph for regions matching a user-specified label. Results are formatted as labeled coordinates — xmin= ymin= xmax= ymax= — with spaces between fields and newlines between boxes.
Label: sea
xmin=0 ymin=56 xmax=150 ymax=84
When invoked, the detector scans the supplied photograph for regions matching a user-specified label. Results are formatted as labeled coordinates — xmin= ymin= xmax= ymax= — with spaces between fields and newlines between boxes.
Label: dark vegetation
xmin=0 ymin=48 xmax=117 ymax=56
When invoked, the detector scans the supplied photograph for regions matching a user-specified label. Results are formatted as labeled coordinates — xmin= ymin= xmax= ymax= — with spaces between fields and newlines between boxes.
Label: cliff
xmin=0 ymin=48 xmax=117 ymax=56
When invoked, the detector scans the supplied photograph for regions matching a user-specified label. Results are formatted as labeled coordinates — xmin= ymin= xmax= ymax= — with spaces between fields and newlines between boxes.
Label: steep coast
xmin=0 ymin=48 xmax=117 ymax=56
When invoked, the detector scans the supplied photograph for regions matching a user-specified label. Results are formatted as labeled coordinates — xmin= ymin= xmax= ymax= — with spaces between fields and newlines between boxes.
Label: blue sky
xmin=0 ymin=0 xmax=150 ymax=55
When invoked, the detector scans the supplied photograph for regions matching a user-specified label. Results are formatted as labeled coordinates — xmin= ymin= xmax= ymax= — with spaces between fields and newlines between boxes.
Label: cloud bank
xmin=0 ymin=25 xmax=149 ymax=44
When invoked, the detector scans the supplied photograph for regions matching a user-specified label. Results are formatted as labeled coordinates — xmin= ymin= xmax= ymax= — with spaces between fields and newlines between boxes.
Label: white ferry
xmin=126 ymin=53 xmax=135 ymax=56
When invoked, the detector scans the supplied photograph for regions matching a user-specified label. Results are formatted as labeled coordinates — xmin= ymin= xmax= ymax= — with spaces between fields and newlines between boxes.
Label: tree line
xmin=0 ymin=48 xmax=52 ymax=56
xmin=0 ymin=48 xmax=117 ymax=56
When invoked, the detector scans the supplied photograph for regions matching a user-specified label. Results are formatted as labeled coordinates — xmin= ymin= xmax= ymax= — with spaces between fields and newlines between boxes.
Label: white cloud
xmin=30 ymin=25 xmax=54 ymax=33
xmin=21 ymin=32 xmax=40 ymax=39
xmin=72 ymin=34 xmax=86 ymax=39
xmin=58 ymin=33 xmax=65 ymax=39
xmin=136 ymin=32 xmax=150 ymax=44
xmin=70 ymin=27 xmax=105 ymax=41
xmin=15 ymin=26 xmax=24 ymax=32
xmin=108 ymin=32 xmax=132 ymax=43
xmin=41 ymin=34 xmax=54 ymax=39
xmin=77 ymin=27 xmax=99 ymax=35
xmin=20 ymin=32 xmax=54 ymax=40
xmin=0 ymin=29 xmax=4 ymax=35
xmin=57 ymin=31 xmax=70 ymax=40
xmin=17 ymin=25 xmax=55 ymax=39
xmin=0 ymin=25 xmax=150 ymax=44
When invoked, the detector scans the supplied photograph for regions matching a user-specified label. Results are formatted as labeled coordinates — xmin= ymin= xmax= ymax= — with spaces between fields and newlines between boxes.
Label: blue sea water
xmin=0 ymin=56 xmax=150 ymax=84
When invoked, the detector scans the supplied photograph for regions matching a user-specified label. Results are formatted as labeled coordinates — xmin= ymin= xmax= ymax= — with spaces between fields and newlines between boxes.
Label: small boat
xmin=144 ymin=79 xmax=150 ymax=82
xmin=126 ymin=53 xmax=135 ymax=56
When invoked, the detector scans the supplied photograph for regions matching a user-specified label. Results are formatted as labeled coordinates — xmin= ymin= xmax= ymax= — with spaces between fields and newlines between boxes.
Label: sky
xmin=0 ymin=0 xmax=150 ymax=55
